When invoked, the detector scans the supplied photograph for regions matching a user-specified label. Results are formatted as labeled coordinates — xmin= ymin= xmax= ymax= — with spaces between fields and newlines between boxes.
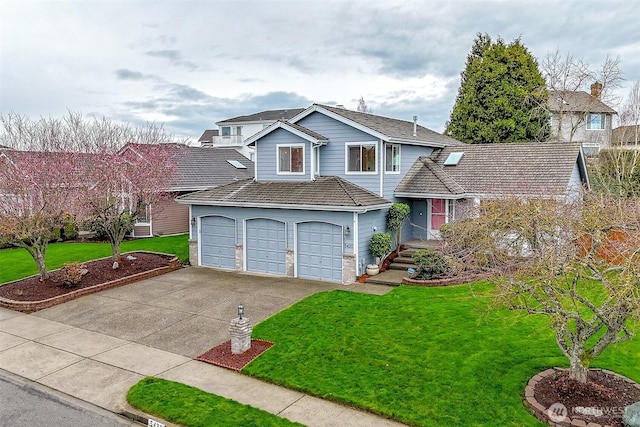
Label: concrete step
xmin=364 ymin=269 xmax=406 ymax=286
xmin=394 ymin=256 xmax=415 ymax=264
xmin=388 ymin=262 xmax=416 ymax=271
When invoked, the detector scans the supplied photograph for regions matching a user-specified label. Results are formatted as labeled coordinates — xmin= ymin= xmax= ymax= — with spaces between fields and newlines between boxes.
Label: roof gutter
xmin=175 ymin=198 xmax=392 ymax=212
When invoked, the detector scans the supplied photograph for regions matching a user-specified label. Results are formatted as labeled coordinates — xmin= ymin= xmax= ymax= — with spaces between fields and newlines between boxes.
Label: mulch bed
xmin=196 ymin=339 xmax=274 ymax=371
xmin=0 ymin=252 xmax=174 ymax=302
xmin=530 ymin=368 xmax=640 ymax=426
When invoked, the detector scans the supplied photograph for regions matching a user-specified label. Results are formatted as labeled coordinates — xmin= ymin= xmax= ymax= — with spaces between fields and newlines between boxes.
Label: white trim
xmin=353 ymin=211 xmax=359 ymax=276
xmin=344 ymin=141 xmax=378 ymax=174
xmin=379 ymin=140 xmax=383 ymax=196
xmin=384 ymin=143 xmax=401 ymax=174
xmin=175 ymin=200 xmax=392 ymax=212
xmin=291 ymin=105 xmax=388 ymax=140
xmin=245 ymin=120 xmax=327 ymax=147
xmin=276 ymin=143 xmax=305 ymax=175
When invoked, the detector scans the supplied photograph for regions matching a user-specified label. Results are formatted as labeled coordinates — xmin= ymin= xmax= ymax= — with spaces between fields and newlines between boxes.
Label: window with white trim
xmin=277 ymin=144 xmax=304 ymax=174
xmin=586 ymin=113 xmax=605 ymax=130
xmin=346 ymin=143 xmax=376 ymax=173
xmin=385 ymin=144 xmax=400 ymax=173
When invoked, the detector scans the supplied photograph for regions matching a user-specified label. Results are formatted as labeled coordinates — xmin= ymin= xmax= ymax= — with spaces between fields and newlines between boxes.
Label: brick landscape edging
xmin=0 ymin=251 xmax=181 ymax=313
xmin=523 ymin=367 xmax=640 ymax=427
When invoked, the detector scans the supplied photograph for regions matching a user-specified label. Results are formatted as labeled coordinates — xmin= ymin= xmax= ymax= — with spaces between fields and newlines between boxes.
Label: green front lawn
xmin=127 ymin=377 xmax=303 ymax=427
xmin=0 ymin=234 xmax=189 ymax=284
xmin=244 ymin=283 xmax=640 ymax=426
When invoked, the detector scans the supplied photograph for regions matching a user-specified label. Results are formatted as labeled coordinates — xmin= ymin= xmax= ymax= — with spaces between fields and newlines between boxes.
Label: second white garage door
xmin=245 ymin=218 xmax=286 ymax=275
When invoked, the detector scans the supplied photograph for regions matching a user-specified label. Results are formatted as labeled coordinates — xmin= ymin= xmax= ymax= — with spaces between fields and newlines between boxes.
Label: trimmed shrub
xmin=413 ymin=249 xmax=451 ymax=279
xmin=369 ymin=232 xmax=392 ymax=263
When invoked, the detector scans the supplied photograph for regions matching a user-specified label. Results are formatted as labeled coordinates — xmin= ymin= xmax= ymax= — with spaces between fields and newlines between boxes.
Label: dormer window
xmin=346 ymin=142 xmax=377 ymax=173
xmin=277 ymin=144 xmax=304 ymax=174
xmin=586 ymin=113 xmax=605 ymax=130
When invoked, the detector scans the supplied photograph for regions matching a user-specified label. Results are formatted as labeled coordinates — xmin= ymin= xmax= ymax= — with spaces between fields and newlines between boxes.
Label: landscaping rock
xmin=126 ymin=255 xmax=137 ymax=261
xmin=112 ymin=261 xmax=119 ymax=270
xmin=624 ymin=402 xmax=640 ymax=427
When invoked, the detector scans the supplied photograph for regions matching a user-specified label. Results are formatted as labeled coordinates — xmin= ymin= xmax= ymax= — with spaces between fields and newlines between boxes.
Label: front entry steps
xmin=364 ymin=240 xmax=443 ymax=287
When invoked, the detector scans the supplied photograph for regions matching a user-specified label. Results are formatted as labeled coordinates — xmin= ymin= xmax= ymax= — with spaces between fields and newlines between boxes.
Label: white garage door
xmin=246 ymin=218 xmax=286 ymax=275
xmin=297 ymin=222 xmax=343 ymax=282
xmin=200 ymin=216 xmax=236 ymax=269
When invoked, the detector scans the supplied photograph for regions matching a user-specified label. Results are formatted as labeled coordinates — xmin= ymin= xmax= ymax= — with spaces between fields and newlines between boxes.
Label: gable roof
xmin=548 ymin=90 xmax=617 ymax=114
xmin=217 ymin=108 xmax=305 ymax=125
xmin=245 ymin=120 xmax=329 ymax=147
xmin=176 ymin=176 xmax=391 ymax=211
xmin=396 ymin=142 xmax=588 ymax=198
xmin=291 ymin=104 xmax=463 ymax=147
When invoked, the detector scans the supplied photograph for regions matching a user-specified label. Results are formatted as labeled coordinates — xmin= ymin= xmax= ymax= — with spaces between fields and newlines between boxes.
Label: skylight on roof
xmin=443 ymin=152 xmax=464 ymax=166
xmin=227 ymin=159 xmax=247 ymax=169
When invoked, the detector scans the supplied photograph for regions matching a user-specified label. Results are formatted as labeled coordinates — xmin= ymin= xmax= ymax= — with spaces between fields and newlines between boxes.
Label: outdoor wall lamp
xmin=238 ymin=304 xmax=244 ymax=320
xmin=344 ymin=226 xmax=351 ymax=237
xmin=191 ymin=217 xmax=196 ymax=226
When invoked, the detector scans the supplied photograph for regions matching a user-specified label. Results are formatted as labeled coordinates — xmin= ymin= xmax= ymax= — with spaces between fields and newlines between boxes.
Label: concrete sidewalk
xmin=0 ymin=268 xmax=401 ymax=427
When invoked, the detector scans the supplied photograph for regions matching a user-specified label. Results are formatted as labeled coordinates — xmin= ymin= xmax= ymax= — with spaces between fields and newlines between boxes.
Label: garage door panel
xmin=297 ymin=222 xmax=342 ymax=283
xmin=200 ymin=216 xmax=236 ymax=269
xmin=246 ymin=219 xmax=286 ymax=275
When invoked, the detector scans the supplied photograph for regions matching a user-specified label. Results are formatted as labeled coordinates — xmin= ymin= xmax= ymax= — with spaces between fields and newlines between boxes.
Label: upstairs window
xmin=385 ymin=144 xmax=400 ymax=173
xmin=278 ymin=145 xmax=304 ymax=174
xmin=347 ymin=143 xmax=377 ymax=173
xmin=586 ymin=113 xmax=605 ymax=130
xmin=221 ymin=126 xmax=231 ymax=136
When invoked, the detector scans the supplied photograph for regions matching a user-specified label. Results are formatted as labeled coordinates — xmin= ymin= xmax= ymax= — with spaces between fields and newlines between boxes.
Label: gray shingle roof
xmin=172 ymin=147 xmax=254 ymax=191
xmin=217 ymin=108 xmax=305 ymax=124
xmin=176 ymin=176 xmax=391 ymax=211
xmin=396 ymin=142 xmax=586 ymax=197
xmin=312 ymin=104 xmax=463 ymax=146
xmin=548 ymin=91 xmax=617 ymax=114
xmin=198 ymin=129 xmax=218 ymax=143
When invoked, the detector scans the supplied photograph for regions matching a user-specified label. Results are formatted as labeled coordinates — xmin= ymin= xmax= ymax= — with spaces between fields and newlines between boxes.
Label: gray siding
xmin=255 ymin=128 xmax=311 ymax=181
xmin=383 ymin=144 xmax=434 ymax=200
xmin=298 ymin=113 xmax=382 ymax=195
xmin=357 ymin=209 xmax=388 ymax=272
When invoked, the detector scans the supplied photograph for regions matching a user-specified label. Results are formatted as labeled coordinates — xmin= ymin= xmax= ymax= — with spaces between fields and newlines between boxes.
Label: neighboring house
xmin=117 ymin=144 xmax=255 ymax=237
xmin=611 ymin=125 xmax=640 ymax=148
xmin=197 ymin=129 xmax=219 ymax=146
xmin=548 ymin=82 xmax=618 ymax=155
xmin=205 ymin=108 xmax=305 ymax=159
xmin=177 ymin=104 xmax=589 ymax=284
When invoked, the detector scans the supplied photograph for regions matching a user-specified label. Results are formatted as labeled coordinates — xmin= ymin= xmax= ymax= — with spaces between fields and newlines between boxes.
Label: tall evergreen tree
xmin=445 ymin=33 xmax=549 ymax=144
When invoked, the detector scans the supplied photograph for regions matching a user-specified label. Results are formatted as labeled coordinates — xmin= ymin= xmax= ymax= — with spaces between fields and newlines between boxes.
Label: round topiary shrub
xmin=413 ymin=249 xmax=451 ymax=279
xmin=369 ymin=232 xmax=392 ymax=263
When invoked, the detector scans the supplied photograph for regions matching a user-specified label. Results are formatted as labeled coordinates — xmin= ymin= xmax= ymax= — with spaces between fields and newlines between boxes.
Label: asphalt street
xmin=0 ymin=369 xmax=136 ymax=427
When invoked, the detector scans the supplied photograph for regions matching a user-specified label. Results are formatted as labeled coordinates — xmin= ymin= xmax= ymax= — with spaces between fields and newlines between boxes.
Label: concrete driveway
xmin=0 ymin=267 xmax=401 ymax=427
xmin=33 ymin=267 xmax=352 ymax=358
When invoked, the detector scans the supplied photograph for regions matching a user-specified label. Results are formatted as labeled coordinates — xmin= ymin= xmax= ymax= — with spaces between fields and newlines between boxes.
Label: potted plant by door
xmin=367 ymin=232 xmax=392 ymax=276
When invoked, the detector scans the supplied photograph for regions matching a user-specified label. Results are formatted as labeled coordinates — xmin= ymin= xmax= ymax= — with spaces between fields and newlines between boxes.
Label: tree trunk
xmin=110 ymin=240 xmax=121 ymax=265
xmin=568 ymin=358 xmax=588 ymax=383
xmin=34 ymin=250 xmax=48 ymax=281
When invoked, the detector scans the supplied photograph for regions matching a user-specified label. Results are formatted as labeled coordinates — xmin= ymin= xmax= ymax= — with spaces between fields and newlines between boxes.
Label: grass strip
xmin=0 ymin=234 xmax=188 ymax=284
xmin=127 ymin=377 xmax=304 ymax=427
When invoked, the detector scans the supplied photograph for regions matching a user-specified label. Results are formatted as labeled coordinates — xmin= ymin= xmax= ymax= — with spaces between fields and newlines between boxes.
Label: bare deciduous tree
xmin=542 ymin=49 xmax=623 ymax=143
xmin=442 ymin=193 xmax=640 ymax=383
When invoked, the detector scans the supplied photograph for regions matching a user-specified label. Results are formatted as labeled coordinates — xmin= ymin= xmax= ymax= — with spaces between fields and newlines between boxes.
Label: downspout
xmin=353 ymin=211 xmax=359 ymax=276
xmin=310 ymin=142 xmax=315 ymax=181
xmin=379 ymin=139 xmax=384 ymax=197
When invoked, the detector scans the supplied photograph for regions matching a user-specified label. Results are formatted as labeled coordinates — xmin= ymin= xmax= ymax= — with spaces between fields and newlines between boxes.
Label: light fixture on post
xmin=238 ymin=304 xmax=244 ymax=320
xmin=344 ymin=226 xmax=351 ymax=238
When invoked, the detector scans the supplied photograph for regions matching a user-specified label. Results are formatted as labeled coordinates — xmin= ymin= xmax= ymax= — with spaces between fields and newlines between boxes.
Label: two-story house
xmin=548 ymin=82 xmax=618 ymax=155
xmin=178 ymin=104 xmax=589 ymax=284
xmin=202 ymin=108 xmax=305 ymax=159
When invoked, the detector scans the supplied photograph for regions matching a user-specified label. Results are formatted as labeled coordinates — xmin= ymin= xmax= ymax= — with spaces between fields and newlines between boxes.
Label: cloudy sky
xmin=1 ymin=0 xmax=639 ymax=142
